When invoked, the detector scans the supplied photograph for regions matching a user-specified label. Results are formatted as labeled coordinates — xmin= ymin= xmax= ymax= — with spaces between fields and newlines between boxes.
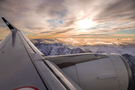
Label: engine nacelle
xmin=48 ymin=53 xmax=132 ymax=90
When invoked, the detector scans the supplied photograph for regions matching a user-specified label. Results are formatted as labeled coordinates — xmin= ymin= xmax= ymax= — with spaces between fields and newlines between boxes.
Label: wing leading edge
xmin=0 ymin=17 xmax=82 ymax=90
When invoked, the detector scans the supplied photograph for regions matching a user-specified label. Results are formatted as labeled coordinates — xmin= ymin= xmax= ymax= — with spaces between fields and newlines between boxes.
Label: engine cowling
xmin=61 ymin=54 xmax=132 ymax=90
xmin=47 ymin=53 xmax=132 ymax=90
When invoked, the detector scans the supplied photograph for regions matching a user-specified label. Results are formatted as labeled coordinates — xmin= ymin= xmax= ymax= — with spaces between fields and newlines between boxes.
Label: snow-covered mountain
xmin=35 ymin=42 xmax=135 ymax=68
xmin=31 ymin=38 xmax=135 ymax=56
xmin=35 ymin=42 xmax=135 ymax=57
xmin=37 ymin=43 xmax=85 ymax=56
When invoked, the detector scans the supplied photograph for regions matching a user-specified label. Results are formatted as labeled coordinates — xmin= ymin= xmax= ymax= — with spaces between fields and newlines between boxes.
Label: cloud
xmin=41 ymin=28 xmax=75 ymax=35
xmin=93 ymin=0 xmax=135 ymax=22
xmin=0 ymin=0 xmax=135 ymax=39
xmin=40 ymin=31 xmax=53 ymax=34
xmin=78 ymin=34 xmax=111 ymax=36
xmin=0 ymin=27 xmax=10 ymax=38
xmin=94 ymin=23 xmax=135 ymax=34
xmin=52 ymin=28 xmax=74 ymax=34
xmin=36 ymin=0 xmax=67 ymax=18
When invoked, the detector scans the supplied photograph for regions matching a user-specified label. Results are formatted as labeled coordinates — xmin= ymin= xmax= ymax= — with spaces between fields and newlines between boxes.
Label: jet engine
xmin=47 ymin=53 xmax=132 ymax=90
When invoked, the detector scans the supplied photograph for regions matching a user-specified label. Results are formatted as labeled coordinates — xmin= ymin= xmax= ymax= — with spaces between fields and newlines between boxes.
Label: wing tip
xmin=1 ymin=17 xmax=7 ymax=23
xmin=1 ymin=17 xmax=4 ymax=19
xmin=1 ymin=17 xmax=18 ymax=31
xmin=1 ymin=17 xmax=6 ymax=21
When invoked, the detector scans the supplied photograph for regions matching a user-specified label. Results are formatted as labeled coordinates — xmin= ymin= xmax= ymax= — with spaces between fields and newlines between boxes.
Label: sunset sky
xmin=0 ymin=0 xmax=135 ymax=41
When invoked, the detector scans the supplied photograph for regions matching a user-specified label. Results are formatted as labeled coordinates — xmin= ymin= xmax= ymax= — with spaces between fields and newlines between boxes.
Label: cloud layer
xmin=0 ymin=0 xmax=135 ymax=39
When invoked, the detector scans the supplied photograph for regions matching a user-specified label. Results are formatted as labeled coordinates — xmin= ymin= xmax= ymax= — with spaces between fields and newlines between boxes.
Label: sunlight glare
xmin=78 ymin=19 xmax=95 ymax=29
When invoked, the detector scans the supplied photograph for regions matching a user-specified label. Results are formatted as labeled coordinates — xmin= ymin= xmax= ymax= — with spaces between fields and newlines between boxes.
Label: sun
xmin=77 ymin=19 xmax=95 ymax=29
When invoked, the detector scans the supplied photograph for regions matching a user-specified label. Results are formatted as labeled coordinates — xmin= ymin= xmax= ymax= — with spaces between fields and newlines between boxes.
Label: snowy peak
xmin=37 ymin=43 xmax=85 ymax=56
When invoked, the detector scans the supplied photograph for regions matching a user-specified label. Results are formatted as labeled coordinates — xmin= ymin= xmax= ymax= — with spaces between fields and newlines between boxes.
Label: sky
xmin=0 ymin=0 xmax=135 ymax=42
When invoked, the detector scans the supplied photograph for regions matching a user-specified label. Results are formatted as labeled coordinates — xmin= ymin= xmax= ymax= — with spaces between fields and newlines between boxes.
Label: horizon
xmin=29 ymin=38 xmax=135 ymax=47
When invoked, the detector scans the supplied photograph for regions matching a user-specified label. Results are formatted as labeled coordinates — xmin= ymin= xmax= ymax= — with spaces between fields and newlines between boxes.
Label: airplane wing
xmin=0 ymin=17 xmax=82 ymax=90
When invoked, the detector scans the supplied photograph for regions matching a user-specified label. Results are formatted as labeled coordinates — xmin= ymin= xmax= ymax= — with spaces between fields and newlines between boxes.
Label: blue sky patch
xmin=47 ymin=19 xmax=63 ymax=27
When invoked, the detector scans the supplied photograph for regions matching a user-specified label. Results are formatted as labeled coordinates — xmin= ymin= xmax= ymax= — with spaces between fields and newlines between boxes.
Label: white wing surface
xmin=0 ymin=17 xmax=82 ymax=90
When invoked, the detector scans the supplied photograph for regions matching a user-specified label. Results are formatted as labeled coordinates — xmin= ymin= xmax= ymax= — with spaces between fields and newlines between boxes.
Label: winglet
xmin=1 ymin=17 xmax=18 ymax=46
xmin=1 ymin=17 xmax=18 ymax=33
